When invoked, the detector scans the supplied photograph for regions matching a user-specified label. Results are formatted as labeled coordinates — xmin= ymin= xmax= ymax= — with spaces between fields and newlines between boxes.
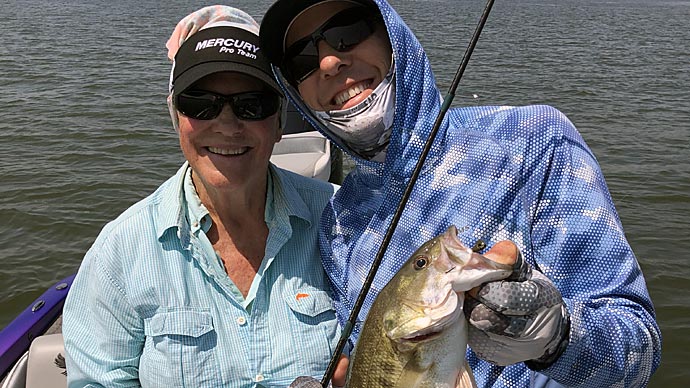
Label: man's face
xmin=285 ymin=2 xmax=392 ymax=112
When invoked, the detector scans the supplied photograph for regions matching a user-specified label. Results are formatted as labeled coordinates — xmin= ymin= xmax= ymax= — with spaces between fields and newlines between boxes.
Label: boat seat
xmin=270 ymin=131 xmax=331 ymax=181
xmin=25 ymin=334 xmax=67 ymax=388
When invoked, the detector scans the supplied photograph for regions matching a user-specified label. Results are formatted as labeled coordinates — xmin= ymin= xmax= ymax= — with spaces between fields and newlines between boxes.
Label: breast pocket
xmin=141 ymin=308 xmax=220 ymax=387
xmin=282 ymin=287 xmax=340 ymax=373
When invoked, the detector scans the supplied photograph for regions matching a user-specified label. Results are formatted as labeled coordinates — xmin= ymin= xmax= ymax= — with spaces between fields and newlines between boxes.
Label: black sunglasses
xmin=281 ymin=7 xmax=381 ymax=86
xmin=175 ymin=90 xmax=280 ymax=121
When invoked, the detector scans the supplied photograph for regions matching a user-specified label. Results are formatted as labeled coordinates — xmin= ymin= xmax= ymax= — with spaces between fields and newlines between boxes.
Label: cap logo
xmin=195 ymin=38 xmax=259 ymax=59
xmin=172 ymin=26 xmax=280 ymax=95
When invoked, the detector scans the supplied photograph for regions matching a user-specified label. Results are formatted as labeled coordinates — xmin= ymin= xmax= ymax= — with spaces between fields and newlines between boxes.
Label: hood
xmin=272 ymin=0 xmax=443 ymax=184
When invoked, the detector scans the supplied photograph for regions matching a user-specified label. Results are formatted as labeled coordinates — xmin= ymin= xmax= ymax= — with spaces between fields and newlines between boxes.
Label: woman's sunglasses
xmin=175 ymin=90 xmax=280 ymax=121
xmin=281 ymin=7 xmax=381 ymax=86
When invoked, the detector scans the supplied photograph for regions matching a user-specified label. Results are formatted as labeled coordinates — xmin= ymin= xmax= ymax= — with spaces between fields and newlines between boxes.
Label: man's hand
xmin=464 ymin=243 xmax=570 ymax=369
xmin=332 ymin=354 xmax=349 ymax=387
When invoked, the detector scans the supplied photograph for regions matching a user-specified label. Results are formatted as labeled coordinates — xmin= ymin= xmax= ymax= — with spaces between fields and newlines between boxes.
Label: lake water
xmin=1 ymin=0 xmax=688 ymax=386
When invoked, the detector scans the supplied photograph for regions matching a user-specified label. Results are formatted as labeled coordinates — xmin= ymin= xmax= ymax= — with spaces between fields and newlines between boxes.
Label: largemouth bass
xmin=346 ymin=226 xmax=516 ymax=388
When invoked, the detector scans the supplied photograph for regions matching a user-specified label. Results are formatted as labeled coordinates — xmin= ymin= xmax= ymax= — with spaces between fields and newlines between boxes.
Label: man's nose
xmin=317 ymin=40 xmax=350 ymax=79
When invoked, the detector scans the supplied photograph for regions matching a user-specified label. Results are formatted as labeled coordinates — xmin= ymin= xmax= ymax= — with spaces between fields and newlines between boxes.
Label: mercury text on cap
xmin=195 ymin=38 xmax=259 ymax=60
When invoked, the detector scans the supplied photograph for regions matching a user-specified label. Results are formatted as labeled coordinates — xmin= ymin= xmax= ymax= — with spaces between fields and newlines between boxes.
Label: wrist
xmin=525 ymin=311 xmax=571 ymax=371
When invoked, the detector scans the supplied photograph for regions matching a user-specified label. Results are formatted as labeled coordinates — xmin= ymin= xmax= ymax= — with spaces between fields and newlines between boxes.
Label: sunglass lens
xmin=285 ymin=43 xmax=319 ymax=85
xmin=323 ymin=19 xmax=373 ymax=51
xmin=282 ymin=8 xmax=377 ymax=86
xmin=176 ymin=91 xmax=221 ymax=120
xmin=176 ymin=91 xmax=279 ymax=121
xmin=232 ymin=92 xmax=280 ymax=121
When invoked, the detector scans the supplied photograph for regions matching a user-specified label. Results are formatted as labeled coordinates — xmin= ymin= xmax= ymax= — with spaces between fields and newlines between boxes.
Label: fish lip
xmin=392 ymin=291 xmax=463 ymax=344
xmin=398 ymin=305 xmax=462 ymax=344
xmin=443 ymin=225 xmax=468 ymax=251
xmin=441 ymin=226 xmax=474 ymax=269
xmin=400 ymin=329 xmax=443 ymax=343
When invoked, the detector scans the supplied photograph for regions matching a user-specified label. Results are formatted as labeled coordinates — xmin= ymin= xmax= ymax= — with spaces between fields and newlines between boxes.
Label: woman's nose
xmin=214 ymin=103 xmax=243 ymax=132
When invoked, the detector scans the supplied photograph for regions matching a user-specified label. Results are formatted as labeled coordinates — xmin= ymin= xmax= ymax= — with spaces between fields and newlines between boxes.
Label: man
xmin=259 ymin=0 xmax=662 ymax=386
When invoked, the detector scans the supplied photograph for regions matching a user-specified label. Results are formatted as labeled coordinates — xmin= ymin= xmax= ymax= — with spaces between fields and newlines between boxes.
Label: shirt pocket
xmin=284 ymin=287 xmax=336 ymax=319
xmin=282 ymin=287 xmax=340 ymax=374
xmin=141 ymin=308 xmax=220 ymax=388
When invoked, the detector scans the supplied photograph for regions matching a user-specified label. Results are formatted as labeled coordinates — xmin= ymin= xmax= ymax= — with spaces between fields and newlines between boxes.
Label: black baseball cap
xmin=172 ymin=21 xmax=281 ymax=96
xmin=260 ymin=0 xmax=377 ymax=67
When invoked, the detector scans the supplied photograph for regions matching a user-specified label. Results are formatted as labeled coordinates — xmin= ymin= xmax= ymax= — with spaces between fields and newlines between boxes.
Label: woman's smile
xmin=206 ymin=146 xmax=250 ymax=156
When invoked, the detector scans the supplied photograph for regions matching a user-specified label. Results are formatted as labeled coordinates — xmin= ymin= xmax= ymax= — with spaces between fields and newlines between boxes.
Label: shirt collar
xmin=155 ymin=162 xmax=191 ymax=243
xmin=268 ymin=164 xmax=312 ymax=227
xmin=183 ymin=167 xmax=212 ymax=234
xmin=154 ymin=162 xmax=314 ymax=244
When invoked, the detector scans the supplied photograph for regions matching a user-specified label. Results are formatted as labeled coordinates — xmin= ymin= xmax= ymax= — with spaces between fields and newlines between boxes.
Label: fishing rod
xmin=320 ymin=0 xmax=497 ymax=386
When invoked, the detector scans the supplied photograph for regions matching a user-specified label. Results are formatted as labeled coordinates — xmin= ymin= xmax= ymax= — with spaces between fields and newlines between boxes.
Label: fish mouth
xmin=389 ymin=290 xmax=463 ymax=345
xmin=400 ymin=328 xmax=444 ymax=343
xmin=442 ymin=225 xmax=472 ymax=260
xmin=398 ymin=305 xmax=462 ymax=344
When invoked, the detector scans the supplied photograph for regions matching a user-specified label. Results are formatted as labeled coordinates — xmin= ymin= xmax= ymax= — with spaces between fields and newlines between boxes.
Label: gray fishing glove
xmin=289 ymin=376 xmax=333 ymax=388
xmin=463 ymin=251 xmax=570 ymax=369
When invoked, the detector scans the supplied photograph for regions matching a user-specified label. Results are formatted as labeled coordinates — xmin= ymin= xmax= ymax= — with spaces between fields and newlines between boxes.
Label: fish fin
xmin=394 ymin=355 xmax=427 ymax=387
xmin=395 ymin=368 xmax=425 ymax=387
xmin=456 ymin=362 xmax=478 ymax=388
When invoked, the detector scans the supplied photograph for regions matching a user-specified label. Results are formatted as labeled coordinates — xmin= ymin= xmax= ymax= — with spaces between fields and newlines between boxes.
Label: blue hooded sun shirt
xmin=272 ymin=0 xmax=662 ymax=386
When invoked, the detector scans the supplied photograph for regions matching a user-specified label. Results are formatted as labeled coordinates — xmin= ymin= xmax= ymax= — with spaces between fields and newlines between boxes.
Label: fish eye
xmin=414 ymin=256 xmax=430 ymax=270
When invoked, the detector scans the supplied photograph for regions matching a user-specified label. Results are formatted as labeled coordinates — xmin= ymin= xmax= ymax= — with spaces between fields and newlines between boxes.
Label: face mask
xmin=313 ymin=63 xmax=395 ymax=161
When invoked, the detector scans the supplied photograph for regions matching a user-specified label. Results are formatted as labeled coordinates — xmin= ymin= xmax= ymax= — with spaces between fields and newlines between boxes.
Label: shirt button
xmin=255 ymin=373 xmax=265 ymax=382
xmin=236 ymin=316 xmax=247 ymax=326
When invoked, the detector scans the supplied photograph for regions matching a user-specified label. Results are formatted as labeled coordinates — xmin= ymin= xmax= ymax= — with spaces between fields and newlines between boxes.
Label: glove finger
xmin=465 ymin=296 xmax=530 ymax=337
xmin=464 ymin=295 xmax=508 ymax=331
xmin=473 ymin=280 xmax=541 ymax=315
xmin=531 ymin=272 xmax=566 ymax=308
xmin=289 ymin=377 xmax=328 ymax=388
xmin=506 ymin=249 xmax=531 ymax=281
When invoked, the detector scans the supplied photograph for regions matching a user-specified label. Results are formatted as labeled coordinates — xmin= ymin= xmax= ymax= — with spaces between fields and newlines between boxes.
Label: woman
xmin=63 ymin=6 xmax=341 ymax=387
xmin=260 ymin=0 xmax=662 ymax=387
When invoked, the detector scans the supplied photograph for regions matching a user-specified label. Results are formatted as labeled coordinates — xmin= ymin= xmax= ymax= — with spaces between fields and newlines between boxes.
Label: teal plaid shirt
xmin=63 ymin=163 xmax=340 ymax=387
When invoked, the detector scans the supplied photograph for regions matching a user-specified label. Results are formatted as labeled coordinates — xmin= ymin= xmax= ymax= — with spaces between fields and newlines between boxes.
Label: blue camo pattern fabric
xmin=273 ymin=0 xmax=662 ymax=386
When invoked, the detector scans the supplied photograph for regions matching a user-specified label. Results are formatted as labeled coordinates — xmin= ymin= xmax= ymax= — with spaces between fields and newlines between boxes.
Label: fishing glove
xmin=289 ymin=377 xmax=340 ymax=388
xmin=463 ymin=251 xmax=570 ymax=369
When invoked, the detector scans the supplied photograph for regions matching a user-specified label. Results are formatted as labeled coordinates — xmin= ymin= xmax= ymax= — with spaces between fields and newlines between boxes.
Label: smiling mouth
xmin=334 ymin=81 xmax=372 ymax=105
xmin=207 ymin=146 xmax=249 ymax=156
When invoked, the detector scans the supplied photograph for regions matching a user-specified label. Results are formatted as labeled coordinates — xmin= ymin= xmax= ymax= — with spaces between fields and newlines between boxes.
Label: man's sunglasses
xmin=281 ymin=7 xmax=381 ymax=86
xmin=175 ymin=90 xmax=280 ymax=121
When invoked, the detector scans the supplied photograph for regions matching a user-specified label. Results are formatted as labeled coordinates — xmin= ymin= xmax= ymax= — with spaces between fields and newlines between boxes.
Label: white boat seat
xmin=25 ymin=334 xmax=67 ymax=388
xmin=0 ymin=352 xmax=28 ymax=388
xmin=270 ymin=131 xmax=331 ymax=182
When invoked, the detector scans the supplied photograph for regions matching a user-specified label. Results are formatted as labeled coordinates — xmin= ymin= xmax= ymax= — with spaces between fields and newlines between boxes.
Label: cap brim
xmin=173 ymin=62 xmax=282 ymax=97
xmin=260 ymin=0 xmax=375 ymax=66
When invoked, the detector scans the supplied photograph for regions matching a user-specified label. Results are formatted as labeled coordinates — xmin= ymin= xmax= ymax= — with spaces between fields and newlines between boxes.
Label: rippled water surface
xmin=1 ymin=0 xmax=688 ymax=386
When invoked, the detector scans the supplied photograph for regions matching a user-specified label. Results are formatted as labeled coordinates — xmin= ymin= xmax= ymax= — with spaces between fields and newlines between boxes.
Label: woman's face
xmin=286 ymin=2 xmax=392 ymax=112
xmin=176 ymin=71 xmax=281 ymax=193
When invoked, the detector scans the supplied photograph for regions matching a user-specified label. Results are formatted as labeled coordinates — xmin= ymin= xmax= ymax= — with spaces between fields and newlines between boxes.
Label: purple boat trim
xmin=0 ymin=274 xmax=75 ymax=379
